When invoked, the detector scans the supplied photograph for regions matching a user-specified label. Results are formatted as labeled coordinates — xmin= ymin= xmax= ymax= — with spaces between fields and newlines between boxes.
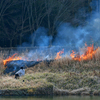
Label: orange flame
xmin=70 ymin=44 xmax=98 ymax=61
xmin=3 ymin=53 xmax=22 ymax=65
xmin=37 ymin=58 xmax=42 ymax=61
xmin=55 ymin=49 xmax=64 ymax=60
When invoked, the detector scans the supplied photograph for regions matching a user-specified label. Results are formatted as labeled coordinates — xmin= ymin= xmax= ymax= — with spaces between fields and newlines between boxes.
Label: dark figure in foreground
xmin=15 ymin=67 xmax=25 ymax=79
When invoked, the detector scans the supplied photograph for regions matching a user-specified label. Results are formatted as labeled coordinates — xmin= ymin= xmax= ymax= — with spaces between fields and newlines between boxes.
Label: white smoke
xmin=53 ymin=12 xmax=100 ymax=50
xmin=17 ymin=0 xmax=100 ymax=60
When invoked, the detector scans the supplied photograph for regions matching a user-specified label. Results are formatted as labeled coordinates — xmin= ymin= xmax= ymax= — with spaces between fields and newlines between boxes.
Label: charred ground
xmin=0 ymin=48 xmax=100 ymax=96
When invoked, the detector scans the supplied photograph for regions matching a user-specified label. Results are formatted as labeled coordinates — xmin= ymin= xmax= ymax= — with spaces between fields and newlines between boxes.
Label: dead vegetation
xmin=0 ymin=48 xmax=100 ymax=95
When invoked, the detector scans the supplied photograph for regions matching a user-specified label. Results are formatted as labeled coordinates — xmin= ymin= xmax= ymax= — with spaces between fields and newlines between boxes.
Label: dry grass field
xmin=0 ymin=47 xmax=100 ymax=95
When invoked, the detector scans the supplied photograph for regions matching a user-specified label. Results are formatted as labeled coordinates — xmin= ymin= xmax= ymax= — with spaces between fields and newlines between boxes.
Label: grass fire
xmin=0 ymin=44 xmax=100 ymax=96
xmin=70 ymin=44 xmax=98 ymax=61
xmin=0 ymin=0 xmax=100 ymax=97
xmin=3 ymin=53 xmax=22 ymax=65
xmin=2 ymin=44 xmax=99 ymax=67
xmin=2 ymin=44 xmax=99 ymax=75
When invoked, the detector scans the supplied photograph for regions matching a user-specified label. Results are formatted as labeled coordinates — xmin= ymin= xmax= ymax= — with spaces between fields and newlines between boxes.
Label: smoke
xmin=4 ymin=0 xmax=100 ymax=74
xmin=53 ymin=12 xmax=100 ymax=50
xmin=16 ymin=0 xmax=100 ymax=60
xmin=20 ymin=12 xmax=100 ymax=51
xmin=53 ymin=0 xmax=100 ymax=50
xmin=32 ymin=27 xmax=52 ymax=47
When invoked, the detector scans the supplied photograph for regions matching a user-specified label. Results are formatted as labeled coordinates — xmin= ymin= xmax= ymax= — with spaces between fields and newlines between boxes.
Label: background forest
xmin=0 ymin=0 xmax=93 ymax=47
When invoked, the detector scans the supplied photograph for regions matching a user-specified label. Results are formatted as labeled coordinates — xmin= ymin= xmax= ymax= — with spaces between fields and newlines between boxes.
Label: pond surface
xmin=0 ymin=96 xmax=100 ymax=100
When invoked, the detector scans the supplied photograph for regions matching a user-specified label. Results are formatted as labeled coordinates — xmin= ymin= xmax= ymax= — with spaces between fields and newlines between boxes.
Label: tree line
xmin=0 ymin=0 xmax=92 ymax=47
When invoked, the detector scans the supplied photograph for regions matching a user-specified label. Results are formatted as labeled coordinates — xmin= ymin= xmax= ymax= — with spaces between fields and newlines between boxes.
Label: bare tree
xmin=43 ymin=0 xmax=88 ymax=46
xmin=18 ymin=0 xmax=30 ymax=45
xmin=27 ymin=0 xmax=48 ymax=46
xmin=0 ymin=0 xmax=31 ymax=46
xmin=0 ymin=0 xmax=92 ymax=47
xmin=0 ymin=0 xmax=21 ymax=47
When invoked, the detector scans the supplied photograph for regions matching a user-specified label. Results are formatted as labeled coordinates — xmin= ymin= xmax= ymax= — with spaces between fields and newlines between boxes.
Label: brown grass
xmin=0 ymin=52 xmax=5 ymax=75
xmin=0 ymin=47 xmax=100 ymax=91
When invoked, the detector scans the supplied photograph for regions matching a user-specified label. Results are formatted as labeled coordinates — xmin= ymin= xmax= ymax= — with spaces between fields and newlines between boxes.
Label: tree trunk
xmin=19 ymin=34 xmax=22 ymax=45
xmin=10 ymin=39 xmax=13 ymax=47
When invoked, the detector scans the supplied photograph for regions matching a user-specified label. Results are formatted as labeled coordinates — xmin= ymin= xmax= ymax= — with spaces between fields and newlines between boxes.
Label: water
xmin=0 ymin=96 xmax=100 ymax=100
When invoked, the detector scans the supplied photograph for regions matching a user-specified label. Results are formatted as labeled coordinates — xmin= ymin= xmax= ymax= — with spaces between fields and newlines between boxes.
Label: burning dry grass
xmin=0 ymin=46 xmax=100 ymax=92
xmin=26 ymin=55 xmax=100 ymax=74
xmin=20 ymin=48 xmax=100 ymax=91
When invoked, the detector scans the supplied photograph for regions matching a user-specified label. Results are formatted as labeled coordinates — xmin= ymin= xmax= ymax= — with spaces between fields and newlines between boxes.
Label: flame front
xmin=70 ymin=44 xmax=98 ymax=61
xmin=3 ymin=53 xmax=22 ymax=65
xmin=3 ymin=44 xmax=98 ymax=65
xmin=55 ymin=49 xmax=64 ymax=60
